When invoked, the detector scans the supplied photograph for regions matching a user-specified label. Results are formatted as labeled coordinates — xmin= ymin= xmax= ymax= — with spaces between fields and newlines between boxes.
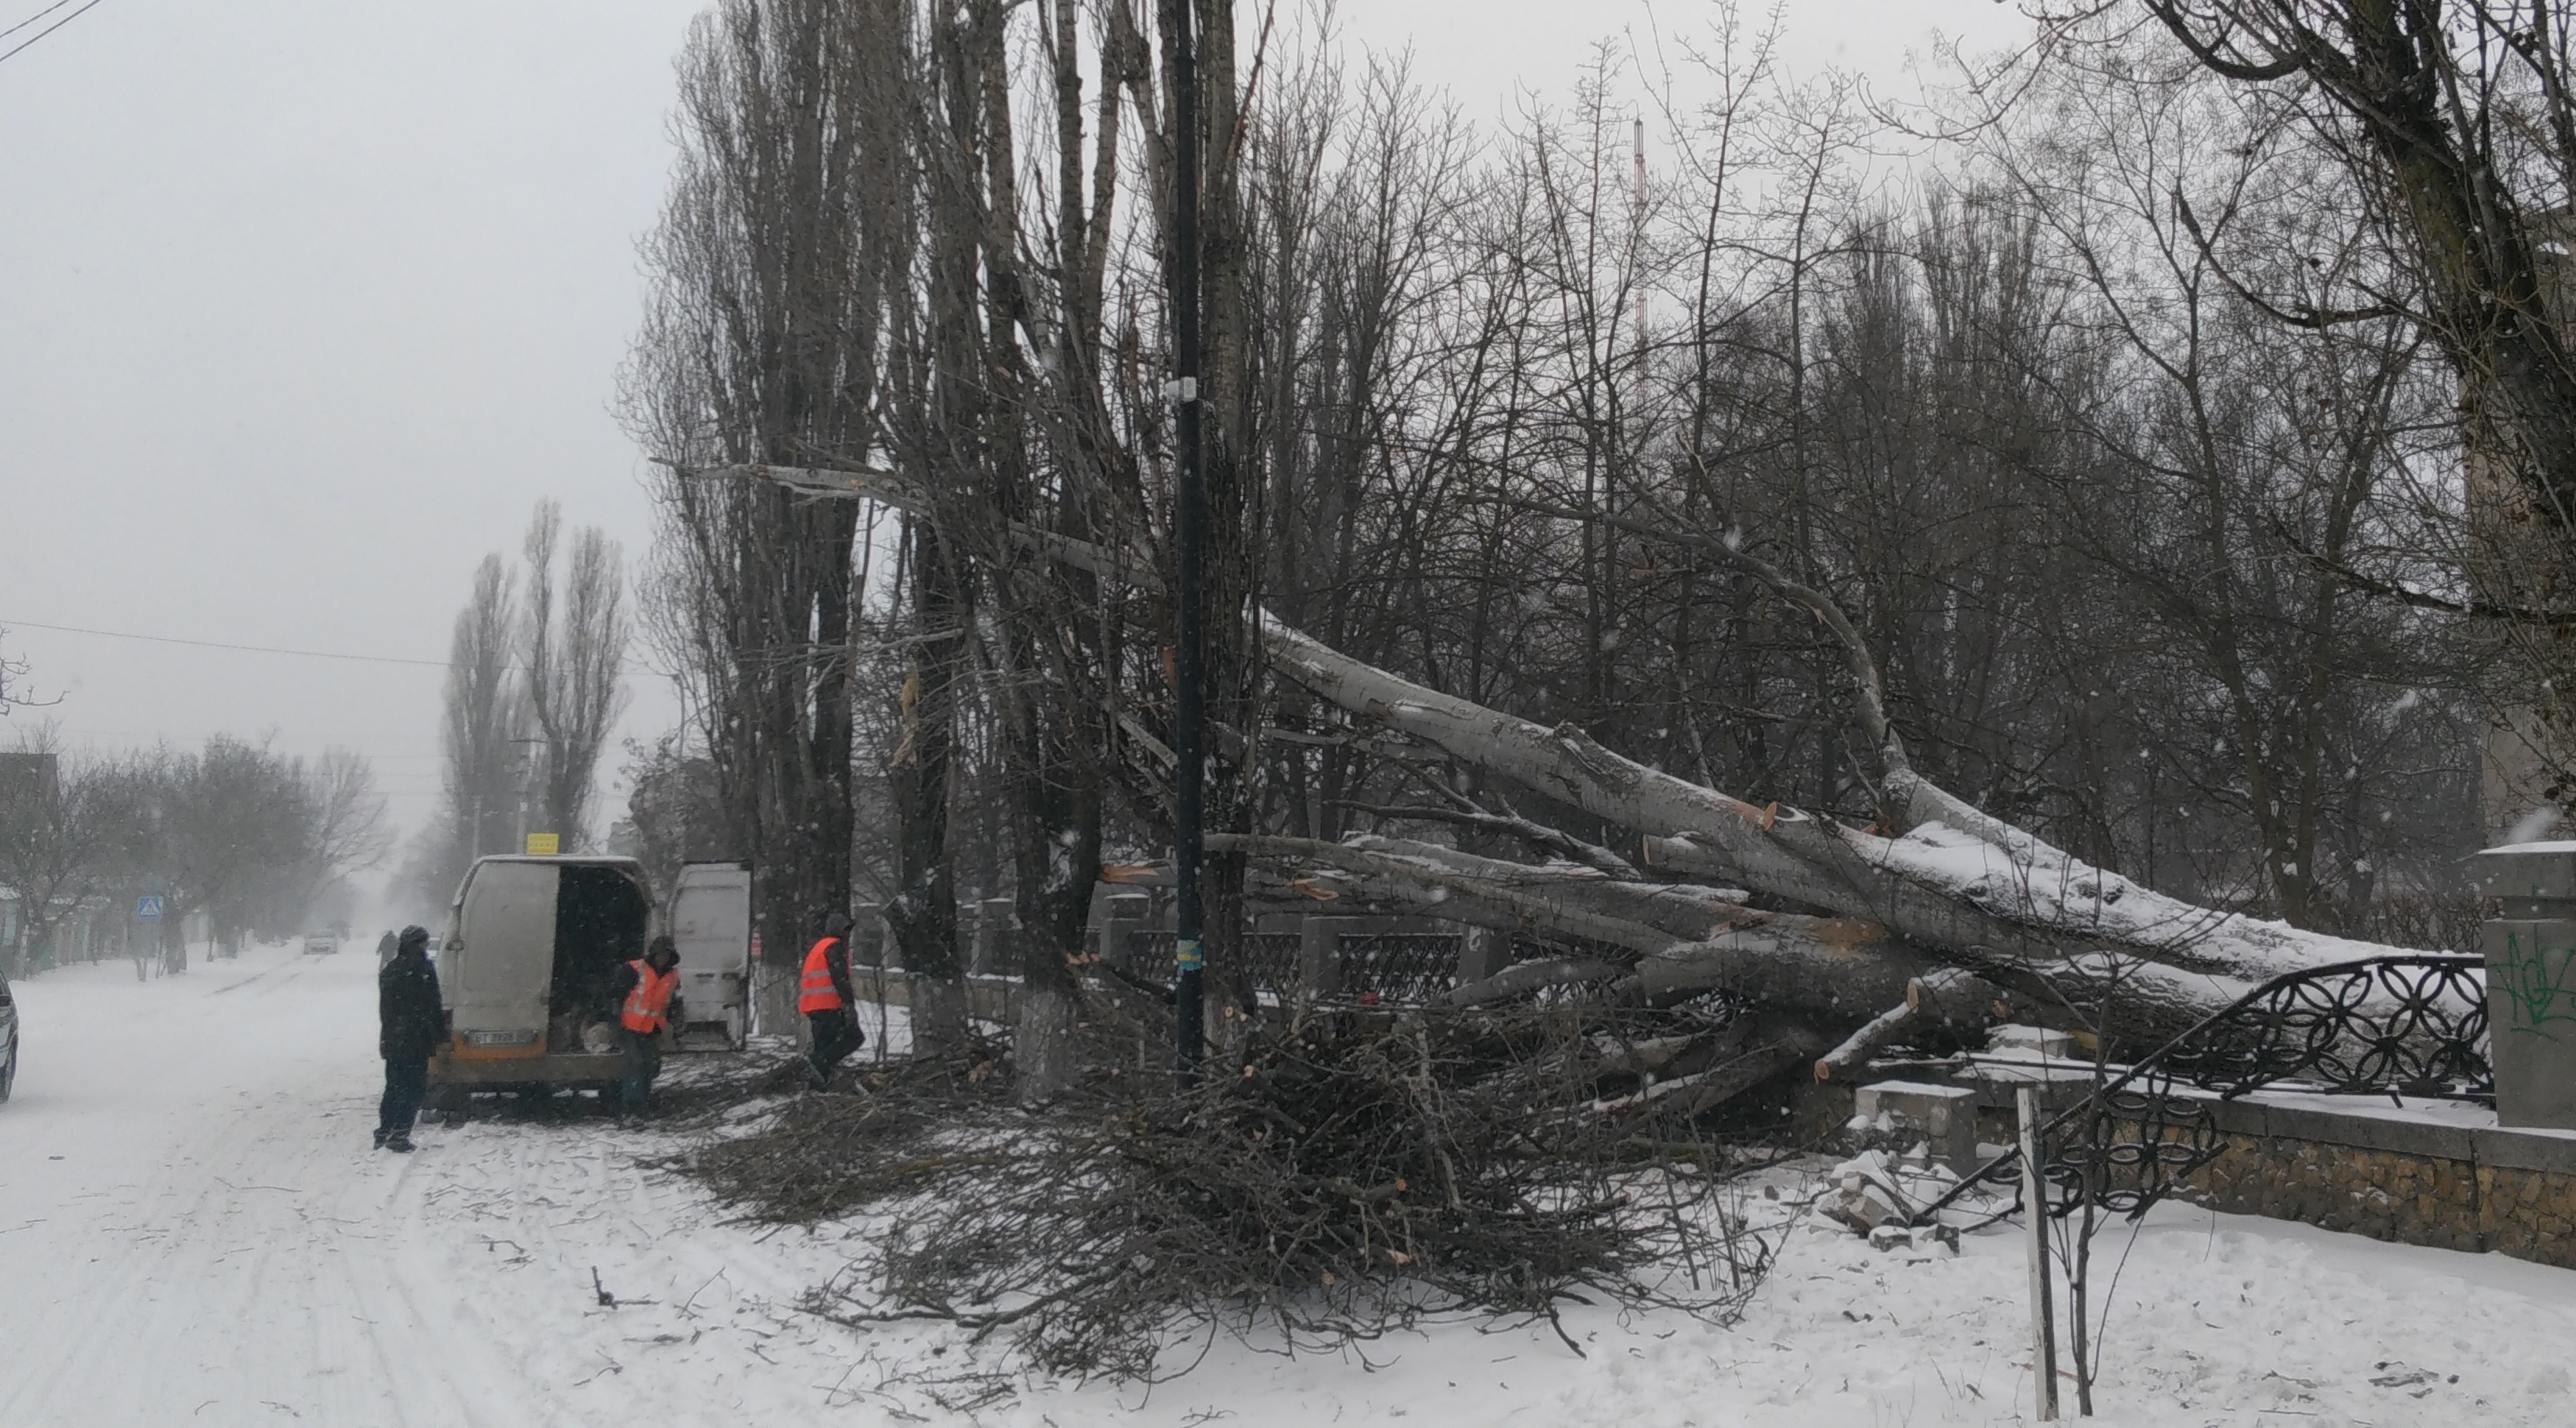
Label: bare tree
xmin=2022 ymin=2 xmax=2576 ymax=836
xmin=426 ymin=553 xmax=523 ymax=906
xmin=300 ymin=746 xmax=391 ymax=907
xmin=129 ymin=738 xmax=384 ymax=969
xmin=627 ymin=0 xmax=911 ymax=1032
xmin=521 ymin=500 xmax=631 ymax=851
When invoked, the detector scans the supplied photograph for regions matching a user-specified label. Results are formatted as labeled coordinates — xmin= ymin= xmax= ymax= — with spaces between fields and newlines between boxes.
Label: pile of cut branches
xmin=669 ymin=1037 xmax=1013 ymax=1221
xmin=676 ymin=1002 xmax=1777 ymax=1382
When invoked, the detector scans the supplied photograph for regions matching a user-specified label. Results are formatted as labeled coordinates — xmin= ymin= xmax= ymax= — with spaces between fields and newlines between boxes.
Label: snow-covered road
xmin=0 ymin=943 xmax=844 ymax=1427
xmin=6 ymin=940 xmax=2576 ymax=1427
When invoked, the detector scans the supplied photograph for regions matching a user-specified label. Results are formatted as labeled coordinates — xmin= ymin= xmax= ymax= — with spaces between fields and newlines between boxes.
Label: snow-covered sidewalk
xmin=3 ymin=942 xmax=2573 ymax=1426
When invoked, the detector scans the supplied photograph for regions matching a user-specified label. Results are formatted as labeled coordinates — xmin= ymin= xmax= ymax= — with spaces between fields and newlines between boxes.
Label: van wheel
xmin=0 ymin=1044 xmax=15 ymax=1103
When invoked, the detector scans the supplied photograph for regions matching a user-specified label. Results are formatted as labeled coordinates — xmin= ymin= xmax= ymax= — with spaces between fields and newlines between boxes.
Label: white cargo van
xmin=426 ymin=856 xmax=751 ymax=1116
xmin=666 ymin=861 xmax=755 ymax=1050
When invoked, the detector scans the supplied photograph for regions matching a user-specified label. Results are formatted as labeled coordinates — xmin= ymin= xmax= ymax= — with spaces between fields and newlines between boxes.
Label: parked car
xmin=303 ymin=933 xmax=339 ymax=955
xmin=1 ymin=969 xmax=18 ymax=1103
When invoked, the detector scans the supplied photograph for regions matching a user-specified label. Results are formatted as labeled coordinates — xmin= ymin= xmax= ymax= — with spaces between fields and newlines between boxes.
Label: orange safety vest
xmin=619 ymin=961 xmax=680 ymax=1034
xmin=798 ymin=937 xmax=845 ymax=1014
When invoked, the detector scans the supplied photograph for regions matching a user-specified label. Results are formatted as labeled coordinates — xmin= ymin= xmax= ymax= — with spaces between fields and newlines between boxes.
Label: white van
xmin=664 ymin=861 xmax=755 ymax=1051
xmin=426 ymin=856 xmax=751 ymax=1114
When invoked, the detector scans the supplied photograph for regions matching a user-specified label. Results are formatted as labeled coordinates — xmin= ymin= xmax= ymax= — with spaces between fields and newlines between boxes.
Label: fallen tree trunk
xmin=1215 ymin=833 xmax=1934 ymax=1018
xmin=1220 ymin=833 xmax=2228 ymax=1047
xmin=1263 ymin=620 xmax=2426 ymax=987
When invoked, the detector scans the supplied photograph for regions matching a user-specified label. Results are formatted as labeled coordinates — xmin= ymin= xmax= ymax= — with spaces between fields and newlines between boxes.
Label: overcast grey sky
xmin=0 ymin=0 xmax=2028 ymax=866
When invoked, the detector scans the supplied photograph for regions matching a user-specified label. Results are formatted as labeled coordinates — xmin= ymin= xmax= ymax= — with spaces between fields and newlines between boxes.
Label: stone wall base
xmin=1913 ymin=1077 xmax=2576 ymax=1270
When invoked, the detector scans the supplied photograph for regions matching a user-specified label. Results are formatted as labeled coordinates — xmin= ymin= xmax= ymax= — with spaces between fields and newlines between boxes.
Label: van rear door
xmin=668 ymin=862 xmax=752 ymax=1050
xmin=447 ymin=860 xmax=559 ymax=1053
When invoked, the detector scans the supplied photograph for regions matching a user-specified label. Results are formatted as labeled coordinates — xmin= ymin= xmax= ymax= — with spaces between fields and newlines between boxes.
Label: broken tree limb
xmin=1678 ymin=1028 xmax=1830 ymax=1115
xmin=1595 ymin=1022 xmax=1829 ymax=1120
xmin=1810 ymin=966 xmax=2010 ymax=1084
xmin=1634 ymin=828 xmax=2133 ymax=973
xmin=1908 ymin=966 xmax=2013 ymax=1029
xmin=1815 ymin=1001 xmax=1917 ymax=1082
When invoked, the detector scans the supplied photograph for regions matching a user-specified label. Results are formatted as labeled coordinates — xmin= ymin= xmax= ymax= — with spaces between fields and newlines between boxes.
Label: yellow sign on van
xmin=525 ymin=833 xmax=560 ymax=856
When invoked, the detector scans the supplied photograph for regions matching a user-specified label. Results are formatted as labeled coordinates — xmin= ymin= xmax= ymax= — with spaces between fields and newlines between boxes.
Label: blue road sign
xmin=135 ymin=895 xmax=164 ymax=920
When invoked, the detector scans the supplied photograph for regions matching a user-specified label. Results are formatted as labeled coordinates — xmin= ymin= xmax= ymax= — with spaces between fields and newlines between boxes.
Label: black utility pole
xmin=1168 ymin=0 xmax=1207 ymax=1086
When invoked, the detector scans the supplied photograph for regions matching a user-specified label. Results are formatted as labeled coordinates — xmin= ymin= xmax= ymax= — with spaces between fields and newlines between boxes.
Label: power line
xmin=1 ymin=615 xmax=642 ymax=687
xmin=0 ymin=1 xmax=72 ymax=42
xmin=0 ymin=0 xmax=101 ymax=66
xmin=0 ymin=616 xmax=452 ymax=669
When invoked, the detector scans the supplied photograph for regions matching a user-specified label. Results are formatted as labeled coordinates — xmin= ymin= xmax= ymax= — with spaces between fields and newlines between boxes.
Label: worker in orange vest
xmin=610 ymin=936 xmax=683 ymax=1122
xmin=800 ymin=910 xmax=865 ymax=1089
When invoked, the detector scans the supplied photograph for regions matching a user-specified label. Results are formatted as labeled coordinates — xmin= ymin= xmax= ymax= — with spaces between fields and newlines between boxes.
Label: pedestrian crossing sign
xmin=135 ymin=896 xmax=164 ymax=919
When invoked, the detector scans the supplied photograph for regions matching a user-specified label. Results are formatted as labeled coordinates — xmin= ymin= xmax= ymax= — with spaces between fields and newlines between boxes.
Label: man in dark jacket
xmin=376 ymin=925 xmax=445 ymax=1152
xmin=800 ymin=910 xmax=864 ymax=1089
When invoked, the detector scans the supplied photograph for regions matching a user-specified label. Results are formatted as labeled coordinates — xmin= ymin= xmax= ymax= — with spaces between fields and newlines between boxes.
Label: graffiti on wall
xmin=2498 ymin=928 xmax=2576 ymax=1037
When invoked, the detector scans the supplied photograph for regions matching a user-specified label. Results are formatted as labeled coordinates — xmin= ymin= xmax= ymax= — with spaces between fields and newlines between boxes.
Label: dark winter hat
xmin=648 ymin=933 xmax=679 ymax=964
xmin=823 ymin=910 xmax=855 ymax=938
xmin=398 ymin=925 xmax=431 ymax=953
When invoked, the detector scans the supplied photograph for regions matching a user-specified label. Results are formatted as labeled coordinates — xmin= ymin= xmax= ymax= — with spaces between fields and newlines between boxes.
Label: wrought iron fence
xmin=2161 ymin=954 xmax=2489 ymax=1099
xmin=1237 ymin=932 xmax=1305 ymax=998
xmin=1915 ymin=955 xmax=2489 ymax=1226
xmin=1335 ymin=932 xmax=1462 ymax=1004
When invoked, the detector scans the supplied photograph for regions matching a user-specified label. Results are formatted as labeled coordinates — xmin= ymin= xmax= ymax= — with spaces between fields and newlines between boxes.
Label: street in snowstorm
xmin=6 ymin=941 xmax=2576 ymax=1427
xmin=18 ymin=2 xmax=2576 ymax=1424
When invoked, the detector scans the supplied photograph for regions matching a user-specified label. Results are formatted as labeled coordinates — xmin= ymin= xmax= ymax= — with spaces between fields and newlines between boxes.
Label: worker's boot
xmin=371 ymin=1126 xmax=389 ymax=1149
xmin=385 ymin=1132 xmax=415 ymax=1153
